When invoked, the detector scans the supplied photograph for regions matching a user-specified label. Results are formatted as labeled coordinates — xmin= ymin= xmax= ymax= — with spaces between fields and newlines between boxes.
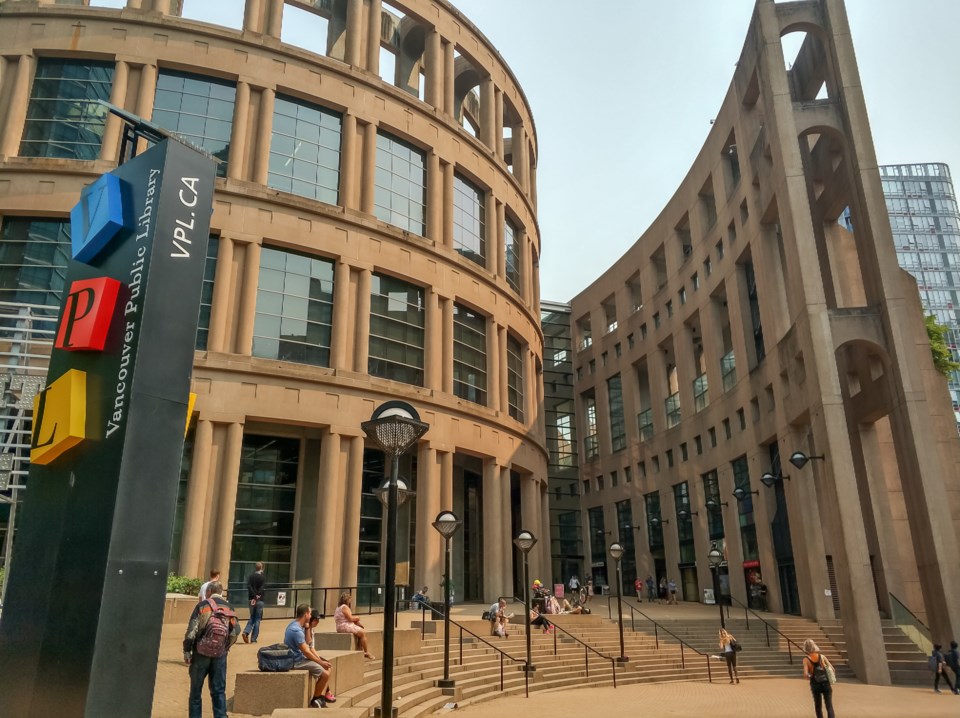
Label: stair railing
xmin=613 ymin=600 xmax=713 ymax=682
xmin=419 ymin=602 xmax=531 ymax=697
xmin=889 ymin=592 xmax=933 ymax=655
xmin=726 ymin=594 xmax=805 ymax=664
xmin=514 ymin=596 xmax=619 ymax=688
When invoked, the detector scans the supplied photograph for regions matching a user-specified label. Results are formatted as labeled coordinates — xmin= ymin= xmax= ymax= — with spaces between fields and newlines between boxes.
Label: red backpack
xmin=196 ymin=599 xmax=236 ymax=658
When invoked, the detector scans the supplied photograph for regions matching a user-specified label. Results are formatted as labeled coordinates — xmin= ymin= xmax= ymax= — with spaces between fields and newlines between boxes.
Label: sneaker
xmin=322 ymin=692 xmax=337 ymax=704
xmin=310 ymin=696 xmax=326 ymax=708
xmin=242 ymin=633 xmax=250 ymax=644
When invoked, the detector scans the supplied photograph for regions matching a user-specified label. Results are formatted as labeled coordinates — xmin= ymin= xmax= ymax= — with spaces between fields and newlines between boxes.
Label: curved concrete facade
xmin=0 ymin=0 xmax=547 ymax=605
xmin=570 ymin=0 xmax=960 ymax=683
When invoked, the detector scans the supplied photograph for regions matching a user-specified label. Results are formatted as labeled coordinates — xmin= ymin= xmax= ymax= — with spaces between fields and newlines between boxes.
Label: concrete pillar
xmin=330 ymin=260 xmax=351 ymax=370
xmin=494 ymin=88 xmax=504 ymax=160
xmin=343 ymin=0 xmax=363 ymax=68
xmin=500 ymin=467 xmax=514 ymax=596
xmin=339 ymin=113 xmax=359 ymax=210
xmin=178 ymin=419 xmax=214 ymax=577
xmin=265 ymin=0 xmax=284 ymax=37
xmin=415 ymin=444 xmax=441 ymax=594
xmin=496 ymin=202 xmax=506 ymax=279
xmin=525 ymin=348 xmax=536 ymax=426
xmin=484 ymin=192 xmax=498 ymax=274
xmin=252 ymin=88 xmax=275 ymax=186
xmin=482 ymin=459 xmax=503 ymax=601
xmin=213 ymin=421 xmax=245 ymax=575
xmin=131 ymin=62 xmax=158 ymax=155
xmin=513 ymin=125 xmax=528 ymax=192
xmin=235 ymin=240 xmax=262 ymax=355
xmin=100 ymin=60 xmax=128 ymax=163
xmin=498 ymin=326 xmax=508 ymax=413
xmin=207 ymin=235 xmax=235 ymax=353
xmin=443 ymin=41 xmax=455 ymax=117
xmin=0 ymin=55 xmax=34 ymax=159
xmin=314 ymin=429 xmax=342 ymax=611
xmin=426 ymin=151 xmax=442 ymax=243
xmin=520 ymin=475 xmax=539 ymax=579
xmin=486 ymin=319 xmax=500 ymax=412
xmin=225 ymin=80 xmax=251 ymax=181
xmin=339 ymin=436 xmax=364 ymax=588
xmin=521 ymin=231 xmax=533 ymax=307
xmin=425 ymin=289 xmax=442 ymax=391
xmin=243 ymin=0 xmax=266 ymax=33
xmin=539 ymin=483 xmax=551 ymax=585
xmin=365 ymin=0 xmax=381 ymax=75
xmin=360 ymin=121 xmax=377 ymax=215
xmin=479 ymin=76 xmax=495 ymax=149
xmin=425 ymin=29 xmax=443 ymax=110
xmin=440 ymin=297 xmax=454 ymax=393
xmin=717 ymin=464 xmax=749 ymax=607
xmin=442 ymin=161 xmax=454 ymax=248
xmin=353 ymin=268 xmax=371 ymax=373
xmin=439 ymin=451 xmax=454 ymax=516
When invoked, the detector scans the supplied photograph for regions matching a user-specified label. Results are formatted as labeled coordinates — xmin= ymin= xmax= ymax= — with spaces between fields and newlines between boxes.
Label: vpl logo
xmin=55 ymin=277 xmax=122 ymax=351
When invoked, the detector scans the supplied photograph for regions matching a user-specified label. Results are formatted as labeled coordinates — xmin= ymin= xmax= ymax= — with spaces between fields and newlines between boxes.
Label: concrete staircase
xmin=819 ymin=618 xmax=930 ymax=685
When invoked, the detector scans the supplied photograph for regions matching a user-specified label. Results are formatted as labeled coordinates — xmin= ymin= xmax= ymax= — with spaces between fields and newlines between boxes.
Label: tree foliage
xmin=925 ymin=314 xmax=960 ymax=377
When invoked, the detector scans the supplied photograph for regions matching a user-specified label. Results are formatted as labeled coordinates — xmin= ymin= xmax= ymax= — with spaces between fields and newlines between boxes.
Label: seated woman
xmin=411 ymin=586 xmax=429 ymax=608
xmin=305 ymin=608 xmax=321 ymax=648
xmin=334 ymin=592 xmax=374 ymax=659
xmin=530 ymin=606 xmax=554 ymax=634
xmin=560 ymin=598 xmax=583 ymax=615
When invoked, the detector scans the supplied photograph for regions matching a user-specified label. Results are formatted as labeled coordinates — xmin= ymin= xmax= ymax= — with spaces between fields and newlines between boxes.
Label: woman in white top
xmin=719 ymin=628 xmax=740 ymax=684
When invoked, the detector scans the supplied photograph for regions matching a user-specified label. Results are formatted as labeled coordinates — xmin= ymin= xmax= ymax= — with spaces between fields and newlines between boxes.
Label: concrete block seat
xmin=313 ymin=628 xmax=422 ymax=657
xmin=233 ymin=650 xmax=363 ymax=716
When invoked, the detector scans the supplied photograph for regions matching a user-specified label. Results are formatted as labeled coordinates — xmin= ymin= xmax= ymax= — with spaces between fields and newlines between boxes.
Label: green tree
xmin=926 ymin=314 xmax=960 ymax=377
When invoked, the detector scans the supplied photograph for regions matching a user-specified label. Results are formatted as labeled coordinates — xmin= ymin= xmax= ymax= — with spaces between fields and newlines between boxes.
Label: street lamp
xmin=608 ymin=542 xmax=628 ymax=663
xmin=373 ymin=477 xmax=414 ymax=507
xmin=760 ymin=472 xmax=790 ymax=488
xmin=432 ymin=510 xmax=462 ymax=694
xmin=705 ymin=498 xmax=728 ymax=512
xmin=676 ymin=508 xmax=699 ymax=519
xmin=707 ymin=542 xmax=726 ymax=629
xmin=514 ymin=529 xmax=538 ymax=673
xmin=362 ymin=400 xmax=429 ymax=718
xmin=789 ymin=451 xmax=825 ymax=470
xmin=731 ymin=486 xmax=759 ymax=502
xmin=649 ymin=516 xmax=669 ymax=528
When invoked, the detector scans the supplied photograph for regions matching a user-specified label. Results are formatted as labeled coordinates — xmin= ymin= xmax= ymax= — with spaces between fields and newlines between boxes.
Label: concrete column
xmin=134 ymin=62 xmax=158 ymax=120
xmin=484 ymin=192 xmax=498 ymax=274
xmin=426 ymin=151 xmax=442 ymax=243
xmin=100 ymin=59 xmax=128 ymax=163
xmin=530 ymin=153 xmax=538 ymax=208
xmin=243 ymin=0 xmax=266 ymax=33
xmin=213 ymin=421 xmax=245 ymax=574
xmin=496 ymin=202 xmax=506 ymax=279
xmin=482 ymin=459 xmax=503 ymax=601
xmin=365 ymin=0 xmax=381 ymax=74
xmin=353 ymin=268 xmax=372 ymax=373
xmin=513 ymin=125 xmax=528 ymax=192
xmin=339 ymin=113 xmax=359 ymax=210
xmin=479 ymin=76 xmax=495 ymax=149
xmin=314 ymin=430 xmax=342 ymax=605
xmin=494 ymin=88 xmax=504 ymax=159
xmin=425 ymin=289 xmax=442 ymax=391
xmin=439 ymin=451 xmax=453 ymax=516
xmin=441 ymin=297 xmax=454 ymax=393
xmin=0 ymin=55 xmax=34 ymax=159
xmin=521 ymin=475 xmax=539 ymax=578
xmin=521 ymin=231 xmax=533 ymax=307
xmin=717 ymin=464 xmax=749 ymax=607
xmin=443 ymin=41 xmax=455 ymax=116
xmin=360 ymin=121 xmax=377 ymax=215
xmin=425 ymin=29 xmax=443 ymax=110
xmin=344 ymin=0 xmax=363 ymax=68
xmin=235 ymin=241 xmax=262 ymax=355
xmin=539 ymin=482 xmax=551 ymax=585
xmin=415 ymin=444 xmax=441 ymax=594
xmin=339 ymin=436 xmax=364 ymax=588
xmin=226 ymin=80 xmax=251 ymax=181
xmin=486 ymin=319 xmax=500 ymax=412
xmin=525 ymin=348 xmax=536 ymax=426
xmin=265 ymin=0 xmax=284 ymax=38
xmin=207 ymin=235 xmax=234 ymax=353
xmin=330 ymin=260 xmax=351 ymax=370
xmin=252 ymin=88 xmax=275 ymax=186
xmin=498 ymin=326 xmax=508 ymax=413
xmin=178 ymin=419 xmax=215 ymax=577
xmin=442 ymin=161 xmax=454 ymax=248
xmin=500 ymin=467 xmax=514 ymax=595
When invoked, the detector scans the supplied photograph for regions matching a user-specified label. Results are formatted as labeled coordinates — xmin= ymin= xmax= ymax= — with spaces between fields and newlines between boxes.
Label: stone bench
xmin=233 ymin=650 xmax=363 ymax=716
xmin=313 ymin=628 xmax=421 ymax=657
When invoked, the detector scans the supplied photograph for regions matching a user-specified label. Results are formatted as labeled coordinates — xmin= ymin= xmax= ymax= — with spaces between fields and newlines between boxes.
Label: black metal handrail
xmin=726 ymin=594 xmax=805 ymax=664
xmin=514 ymin=597 xmax=619 ymax=688
xmin=228 ymin=583 xmax=395 ymax=617
xmin=419 ymin=602 xmax=530 ymax=697
xmin=611 ymin=600 xmax=713 ymax=682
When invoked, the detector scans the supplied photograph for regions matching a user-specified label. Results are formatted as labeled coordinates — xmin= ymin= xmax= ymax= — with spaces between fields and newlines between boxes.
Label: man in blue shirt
xmin=285 ymin=603 xmax=336 ymax=708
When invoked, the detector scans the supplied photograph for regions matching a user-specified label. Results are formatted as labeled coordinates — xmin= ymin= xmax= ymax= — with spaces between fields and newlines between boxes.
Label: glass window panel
xmin=504 ymin=217 xmax=522 ymax=294
xmin=374 ymin=131 xmax=426 ymax=235
xmin=507 ymin=334 xmax=525 ymax=422
xmin=267 ymin=95 xmax=342 ymax=204
xmin=368 ymin=273 xmax=425 ymax=386
xmin=0 ymin=218 xmax=71 ymax=311
xmin=453 ymin=302 xmax=487 ymax=405
xmin=195 ymin=236 xmax=219 ymax=350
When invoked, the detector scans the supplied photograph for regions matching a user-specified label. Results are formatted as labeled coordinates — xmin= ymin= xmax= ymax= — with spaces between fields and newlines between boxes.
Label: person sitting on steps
xmin=334 ymin=592 xmax=375 ymax=659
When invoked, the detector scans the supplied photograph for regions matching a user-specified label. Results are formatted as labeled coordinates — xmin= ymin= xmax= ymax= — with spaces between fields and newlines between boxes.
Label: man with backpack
xmin=182 ymin=581 xmax=241 ymax=718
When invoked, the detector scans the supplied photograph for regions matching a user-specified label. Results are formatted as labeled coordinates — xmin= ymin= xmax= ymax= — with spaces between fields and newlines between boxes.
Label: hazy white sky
xmin=122 ymin=0 xmax=960 ymax=303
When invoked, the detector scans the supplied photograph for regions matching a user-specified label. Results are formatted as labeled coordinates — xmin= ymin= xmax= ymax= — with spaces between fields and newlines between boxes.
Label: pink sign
xmin=554 ymin=583 xmax=565 ymax=598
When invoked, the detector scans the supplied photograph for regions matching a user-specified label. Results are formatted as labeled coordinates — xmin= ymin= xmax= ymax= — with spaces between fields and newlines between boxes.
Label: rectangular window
xmin=665 ymin=391 xmax=681 ymax=428
xmin=369 ymin=273 xmax=425 ymax=386
xmin=732 ymin=455 xmax=759 ymax=561
xmin=721 ymin=350 xmax=737 ymax=391
xmin=597 ymin=474 xmax=604 ymax=491
xmin=744 ymin=261 xmax=766 ymax=363
xmin=673 ymin=481 xmax=695 ymax=563
xmin=374 ymin=131 xmax=426 ymax=234
xmin=693 ymin=372 xmax=709 ymax=412
xmin=610 ymin=470 xmax=618 ymax=487
xmin=253 ymin=247 xmax=334 ymax=367
xmin=645 ymin=491 xmax=664 ymax=549
xmin=453 ymin=174 xmax=486 ymax=266
xmin=21 ymin=59 xmax=114 ymax=160
xmin=196 ymin=236 xmax=219 ymax=351
xmin=268 ymin=94 xmax=342 ymax=204
xmin=153 ymin=70 xmax=236 ymax=177
xmin=453 ymin=302 xmax=487 ymax=405
xmin=504 ymin=217 xmax=522 ymax=293
xmin=702 ymin=469 xmax=724 ymax=540
xmin=637 ymin=408 xmax=654 ymax=442
xmin=507 ymin=334 xmax=525 ymax=422
xmin=0 ymin=218 xmax=71 ymax=309
xmin=608 ymin=374 xmax=626 ymax=451
xmin=624 ymin=466 xmax=632 ymax=483
xmin=583 ymin=393 xmax=598 ymax=459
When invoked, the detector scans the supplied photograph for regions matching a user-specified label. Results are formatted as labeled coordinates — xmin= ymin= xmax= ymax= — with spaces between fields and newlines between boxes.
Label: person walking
xmin=803 ymin=639 xmax=836 ymax=718
xmin=668 ymin=578 xmax=678 ymax=605
xmin=645 ymin=575 xmax=656 ymax=602
xmin=634 ymin=577 xmax=643 ymax=603
xmin=198 ymin=569 xmax=220 ymax=604
xmin=659 ymin=577 xmax=667 ymax=603
xmin=932 ymin=643 xmax=956 ymax=693
xmin=568 ymin=574 xmax=580 ymax=597
xmin=719 ymin=628 xmax=740 ymax=684
xmin=946 ymin=640 xmax=960 ymax=694
xmin=182 ymin=581 xmax=240 ymax=718
xmin=242 ymin=562 xmax=266 ymax=643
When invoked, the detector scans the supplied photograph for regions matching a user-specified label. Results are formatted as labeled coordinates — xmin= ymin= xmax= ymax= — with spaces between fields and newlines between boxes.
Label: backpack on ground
xmin=257 ymin=643 xmax=298 ymax=672
xmin=812 ymin=655 xmax=830 ymax=685
xmin=196 ymin=599 xmax=236 ymax=658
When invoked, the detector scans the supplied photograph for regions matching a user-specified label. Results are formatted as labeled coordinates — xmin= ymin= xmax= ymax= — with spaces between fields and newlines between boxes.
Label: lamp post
xmin=362 ymin=401 xmax=429 ymax=718
xmin=432 ymin=510 xmax=462 ymax=694
xmin=708 ymin=542 xmax=726 ymax=629
xmin=514 ymin=529 xmax=538 ymax=673
xmin=609 ymin=542 xmax=628 ymax=662
xmin=789 ymin=451 xmax=825 ymax=470
xmin=760 ymin=472 xmax=790 ymax=488
xmin=731 ymin=486 xmax=759 ymax=503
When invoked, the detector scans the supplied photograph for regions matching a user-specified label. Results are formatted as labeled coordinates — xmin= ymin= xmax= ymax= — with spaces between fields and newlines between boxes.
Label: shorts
xmin=294 ymin=659 xmax=327 ymax=679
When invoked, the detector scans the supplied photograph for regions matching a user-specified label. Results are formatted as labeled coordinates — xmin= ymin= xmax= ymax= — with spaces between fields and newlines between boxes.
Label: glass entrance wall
xmin=615 ymin=499 xmax=636 ymax=592
xmin=229 ymin=435 xmax=300 ymax=592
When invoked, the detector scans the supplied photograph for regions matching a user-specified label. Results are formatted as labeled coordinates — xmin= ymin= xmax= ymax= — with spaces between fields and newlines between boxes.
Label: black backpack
xmin=812 ymin=655 xmax=830 ymax=685
xmin=257 ymin=643 xmax=297 ymax=672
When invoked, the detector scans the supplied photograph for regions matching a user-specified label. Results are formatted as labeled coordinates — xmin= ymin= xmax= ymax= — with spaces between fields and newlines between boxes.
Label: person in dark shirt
xmin=182 ymin=582 xmax=240 ymax=718
xmin=242 ymin=562 xmax=266 ymax=644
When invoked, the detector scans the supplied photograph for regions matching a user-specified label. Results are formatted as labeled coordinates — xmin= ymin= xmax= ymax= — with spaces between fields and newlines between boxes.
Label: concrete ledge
xmin=233 ymin=650 xmax=364 ymax=716
xmin=272 ymin=709 xmax=368 ymax=717
xmin=163 ymin=595 xmax=199 ymax=624
xmin=314 ymin=629 xmax=421 ymax=657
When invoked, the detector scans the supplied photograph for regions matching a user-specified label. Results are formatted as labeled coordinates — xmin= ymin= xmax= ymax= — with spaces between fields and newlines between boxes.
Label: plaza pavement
xmin=152 ymin=597 xmax=948 ymax=717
